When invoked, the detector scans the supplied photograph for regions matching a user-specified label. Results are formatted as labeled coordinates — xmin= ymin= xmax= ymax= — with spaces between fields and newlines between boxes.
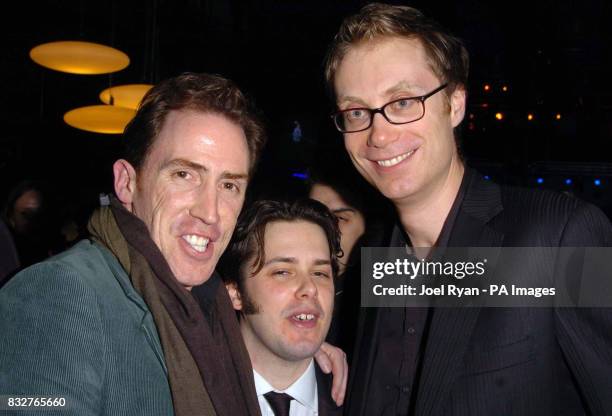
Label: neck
xmin=396 ymin=158 xmax=464 ymax=248
xmin=241 ymin=322 xmax=311 ymax=390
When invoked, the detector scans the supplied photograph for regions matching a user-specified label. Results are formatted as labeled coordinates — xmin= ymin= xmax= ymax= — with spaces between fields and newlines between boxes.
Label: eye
xmin=222 ymin=182 xmax=240 ymax=193
xmin=390 ymin=98 xmax=415 ymax=111
xmin=174 ymin=170 xmax=192 ymax=180
xmin=272 ymin=269 xmax=291 ymax=277
xmin=345 ymin=108 xmax=368 ymax=121
xmin=335 ymin=214 xmax=349 ymax=223
xmin=313 ymin=270 xmax=331 ymax=279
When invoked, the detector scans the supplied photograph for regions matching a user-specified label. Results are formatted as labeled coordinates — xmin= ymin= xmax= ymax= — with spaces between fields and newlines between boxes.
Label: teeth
xmin=294 ymin=314 xmax=315 ymax=321
xmin=377 ymin=150 xmax=414 ymax=167
xmin=182 ymin=234 xmax=210 ymax=252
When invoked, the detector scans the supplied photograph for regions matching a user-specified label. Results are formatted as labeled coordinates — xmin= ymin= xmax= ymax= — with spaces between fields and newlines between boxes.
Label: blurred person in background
xmin=0 ymin=216 xmax=19 ymax=286
xmin=2 ymin=180 xmax=59 ymax=269
xmin=309 ymin=149 xmax=392 ymax=360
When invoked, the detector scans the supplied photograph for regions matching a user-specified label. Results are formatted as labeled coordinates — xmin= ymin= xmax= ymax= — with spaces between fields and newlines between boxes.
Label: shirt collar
xmin=254 ymin=360 xmax=318 ymax=412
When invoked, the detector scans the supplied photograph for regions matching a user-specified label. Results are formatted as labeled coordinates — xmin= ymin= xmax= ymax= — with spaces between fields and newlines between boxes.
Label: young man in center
xmin=222 ymin=199 xmax=343 ymax=416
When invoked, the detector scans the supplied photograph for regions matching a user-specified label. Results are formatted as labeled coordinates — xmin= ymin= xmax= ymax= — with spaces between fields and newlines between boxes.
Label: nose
xmin=295 ymin=273 xmax=318 ymax=300
xmin=367 ymin=112 xmax=397 ymax=148
xmin=190 ymin=182 xmax=220 ymax=225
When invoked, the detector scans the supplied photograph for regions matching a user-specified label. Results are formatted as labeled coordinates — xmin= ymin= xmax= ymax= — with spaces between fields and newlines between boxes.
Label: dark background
xmin=2 ymin=0 xmax=611 ymax=218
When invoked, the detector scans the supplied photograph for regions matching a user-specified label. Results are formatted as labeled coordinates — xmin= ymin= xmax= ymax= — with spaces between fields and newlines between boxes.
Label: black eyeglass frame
xmin=331 ymin=83 xmax=449 ymax=133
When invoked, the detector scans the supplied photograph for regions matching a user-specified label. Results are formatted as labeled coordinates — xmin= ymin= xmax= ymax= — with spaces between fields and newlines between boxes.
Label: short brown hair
xmin=122 ymin=72 xmax=266 ymax=174
xmin=324 ymin=3 xmax=469 ymax=99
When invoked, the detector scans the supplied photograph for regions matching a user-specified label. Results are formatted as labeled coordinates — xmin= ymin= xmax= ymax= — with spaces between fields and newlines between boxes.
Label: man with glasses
xmin=325 ymin=3 xmax=612 ymax=415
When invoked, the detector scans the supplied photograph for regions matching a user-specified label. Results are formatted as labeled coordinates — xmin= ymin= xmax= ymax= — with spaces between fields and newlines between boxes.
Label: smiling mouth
xmin=292 ymin=313 xmax=316 ymax=322
xmin=182 ymin=234 xmax=210 ymax=252
xmin=376 ymin=150 xmax=415 ymax=167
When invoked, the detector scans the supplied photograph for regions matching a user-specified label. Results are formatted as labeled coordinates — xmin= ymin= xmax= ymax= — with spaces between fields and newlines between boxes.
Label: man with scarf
xmin=0 ymin=73 xmax=346 ymax=416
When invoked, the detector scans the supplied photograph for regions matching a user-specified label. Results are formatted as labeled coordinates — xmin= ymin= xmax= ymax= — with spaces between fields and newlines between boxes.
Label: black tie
xmin=264 ymin=391 xmax=293 ymax=416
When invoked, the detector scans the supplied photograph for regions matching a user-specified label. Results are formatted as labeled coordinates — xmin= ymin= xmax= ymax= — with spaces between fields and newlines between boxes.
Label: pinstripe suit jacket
xmin=0 ymin=240 xmax=174 ymax=415
xmin=346 ymin=169 xmax=612 ymax=416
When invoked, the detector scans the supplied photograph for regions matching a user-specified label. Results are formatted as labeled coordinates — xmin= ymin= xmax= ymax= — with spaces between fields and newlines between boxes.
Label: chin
xmin=280 ymin=341 xmax=323 ymax=361
xmin=382 ymin=180 xmax=421 ymax=200
xmin=174 ymin=270 xmax=212 ymax=288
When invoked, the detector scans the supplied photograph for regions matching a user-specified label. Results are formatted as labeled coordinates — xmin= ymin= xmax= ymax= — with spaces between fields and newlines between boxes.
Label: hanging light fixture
xmin=99 ymin=84 xmax=153 ymax=109
xmin=30 ymin=41 xmax=130 ymax=75
xmin=64 ymin=105 xmax=136 ymax=134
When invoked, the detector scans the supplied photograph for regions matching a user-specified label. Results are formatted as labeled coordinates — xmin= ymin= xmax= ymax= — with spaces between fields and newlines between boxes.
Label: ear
xmin=113 ymin=159 xmax=137 ymax=211
xmin=225 ymin=282 xmax=243 ymax=311
xmin=449 ymin=86 xmax=467 ymax=128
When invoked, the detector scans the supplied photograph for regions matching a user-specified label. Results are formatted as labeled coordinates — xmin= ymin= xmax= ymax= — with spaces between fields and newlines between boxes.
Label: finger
xmin=331 ymin=351 xmax=347 ymax=406
xmin=314 ymin=348 xmax=332 ymax=373
xmin=337 ymin=353 xmax=348 ymax=405
xmin=329 ymin=350 xmax=348 ymax=405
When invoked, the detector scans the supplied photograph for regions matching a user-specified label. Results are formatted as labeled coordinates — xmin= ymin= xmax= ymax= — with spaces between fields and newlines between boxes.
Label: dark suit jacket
xmin=346 ymin=169 xmax=612 ymax=416
xmin=316 ymin=365 xmax=343 ymax=416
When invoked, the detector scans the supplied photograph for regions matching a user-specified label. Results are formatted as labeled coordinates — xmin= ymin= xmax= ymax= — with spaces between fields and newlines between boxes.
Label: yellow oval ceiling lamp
xmin=30 ymin=41 xmax=130 ymax=75
xmin=99 ymin=84 xmax=153 ymax=109
xmin=64 ymin=105 xmax=136 ymax=134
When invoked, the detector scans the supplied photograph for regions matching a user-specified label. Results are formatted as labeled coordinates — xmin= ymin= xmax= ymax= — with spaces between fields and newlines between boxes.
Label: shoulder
xmin=4 ymin=239 xmax=120 ymax=292
xmin=499 ymin=185 xmax=580 ymax=221
xmin=0 ymin=240 xmax=133 ymax=326
xmin=494 ymin=185 xmax=612 ymax=246
xmin=0 ymin=240 xmax=115 ymax=316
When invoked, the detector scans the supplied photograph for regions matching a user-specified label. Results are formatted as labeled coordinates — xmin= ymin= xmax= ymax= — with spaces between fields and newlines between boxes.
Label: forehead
xmin=310 ymin=184 xmax=350 ymax=210
xmin=15 ymin=190 xmax=42 ymax=208
xmin=263 ymin=221 xmax=330 ymax=258
xmin=334 ymin=36 xmax=441 ymax=103
xmin=144 ymin=109 xmax=250 ymax=171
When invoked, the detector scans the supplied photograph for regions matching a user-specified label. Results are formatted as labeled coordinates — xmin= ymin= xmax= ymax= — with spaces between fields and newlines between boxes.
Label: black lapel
xmin=346 ymin=224 xmax=404 ymax=416
xmin=315 ymin=365 xmax=343 ymax=416
xmin=345 ymin=305 xmax=380 ymax=416
xmin=415 ymin=169 xmax=505 ymax=416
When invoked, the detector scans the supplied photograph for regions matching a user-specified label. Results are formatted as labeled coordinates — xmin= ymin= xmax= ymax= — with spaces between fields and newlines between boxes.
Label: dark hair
xmin=324 ymin=3 xmax=469 ymax=99
xmin=2 ymin=181 xmax=44 ymax=222
xmin=308 ymin=150 xmax=368 ymax=216
xmin=122 ymin=72 xmax=266 ymax=174
xmin=221 ymin=199 xmax=342 ymax=293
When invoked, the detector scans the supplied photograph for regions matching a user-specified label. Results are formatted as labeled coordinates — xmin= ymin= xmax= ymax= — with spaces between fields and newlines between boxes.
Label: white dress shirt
xmin=254 ymin=360 xmax=318 ymax=416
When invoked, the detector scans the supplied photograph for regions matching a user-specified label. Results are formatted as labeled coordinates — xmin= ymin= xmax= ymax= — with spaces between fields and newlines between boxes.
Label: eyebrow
xmin=384 ymin=81 xmax=420 ymax=96
xmin=263 ymin=257 xmax=332 ymax=267
xmin=223 ymin=172 xmax=249 ymax=181
xmin=161 ymin=158 xmax=249 ymax=181
xmin=264 ymin=257 xmax=297 ymax=266
xmin=338 ymin=81 xmax=420 ymax=108
xmin=337 ymin=96 xmax=369 ymax=108
xmin=332 ymin=207 xmax=356 ymax=215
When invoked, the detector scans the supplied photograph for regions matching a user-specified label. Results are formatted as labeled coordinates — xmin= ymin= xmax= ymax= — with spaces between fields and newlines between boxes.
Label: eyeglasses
xmin=331 ymin=83 xmax=448 ymax=133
